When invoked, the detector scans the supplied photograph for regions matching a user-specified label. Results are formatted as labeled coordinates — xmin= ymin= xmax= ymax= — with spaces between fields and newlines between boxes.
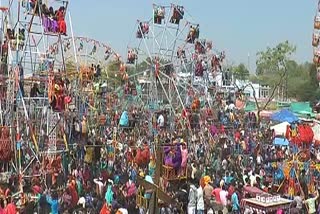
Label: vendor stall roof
xmin=244 ymin=101 xmax=257 ymax=112
xmin=290 ymin=102 xmax=312 ymax=115
xmin=270 ymin=122 xmax=290 ymax=136
xmin=271 ymin=109 xmax=299 ymax=123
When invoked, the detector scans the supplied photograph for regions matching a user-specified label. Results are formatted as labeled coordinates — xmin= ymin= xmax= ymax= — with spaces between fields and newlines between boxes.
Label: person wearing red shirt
xmin=212 ymin=186 xmax=222 ymax=203
xmin=5 ymin=198 xmax=16 ymax=214
xmin=212 ymin=186 xmax=223 ymax=211
xmin=68 ymin=181 xmax=79 ymax=208
xmin=57 ymin=7 xmax=66 ymax=35
xmin=100 ymin=201 xmax=111 ymax=214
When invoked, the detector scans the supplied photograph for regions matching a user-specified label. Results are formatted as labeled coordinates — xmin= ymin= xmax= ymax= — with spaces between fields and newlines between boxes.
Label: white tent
xmin=312 ymin=122 xmax=320 ymax=141
xmin=270 ymin=122 xmax=290 ymax=136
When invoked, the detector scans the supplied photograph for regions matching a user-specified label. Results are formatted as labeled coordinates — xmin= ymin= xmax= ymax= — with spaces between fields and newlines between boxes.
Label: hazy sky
xmin=68 ymin=0 xmax=316 ymax=71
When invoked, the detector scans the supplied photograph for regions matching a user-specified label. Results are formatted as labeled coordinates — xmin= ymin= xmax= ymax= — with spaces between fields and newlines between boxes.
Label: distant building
xmin=213 ymin=72 xmax=270 ymax=100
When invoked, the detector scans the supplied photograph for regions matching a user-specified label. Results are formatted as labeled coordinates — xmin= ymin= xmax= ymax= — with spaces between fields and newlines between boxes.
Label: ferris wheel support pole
xmin=139 ymin=25 xmax=158 ymax=103
xmin=160 ymin=22 xmax=189 ymax=60
xmin=157 ymin=74 xmax=175 ymax=113
xmin=166 ymin=71 xmax=191 ymax=128
xmin=157 ymin=74 xmax=186 ymax=130
xmin=68 ymin=12 xmax=78 ymax=67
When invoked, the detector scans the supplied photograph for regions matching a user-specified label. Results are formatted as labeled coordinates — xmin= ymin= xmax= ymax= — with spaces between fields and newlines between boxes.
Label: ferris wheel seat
xmin=127 ymin=60 xmax=135 ymax=64
xmin=154 ymin=6 xmax=165 ymax=18
xmin=314 ymin=55 xmax=320 ymax=65
xmin=136 ymin=32 xmax=143 ymax=38
xmin=0 ymin=7 xmax=8 ymax=12
xmin=315 ymin=16 xmax=320 ymax=29
xmin=154 ymin=16 xmax=163 ymax=25
xmin=170 ymin=17 xmax=181 ymax=25
xmin=313 ymin=34 xmax=320 ymax=47
xmin=170 ymin=6 xmax=184 ymax=25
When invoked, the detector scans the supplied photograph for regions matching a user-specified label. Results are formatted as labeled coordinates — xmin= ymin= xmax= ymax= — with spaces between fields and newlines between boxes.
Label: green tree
xmin=287 ymin=61 xmax=320 ymax=102
xmin=256 ymin=40 xmax=296 ymax=76
xmin=250 ymin=41 xmax=296 ymax=123
xmin=256 ymin=41 xmax=296 ymax=100
xmin=233 ymin=63 xmax=250 ymax=80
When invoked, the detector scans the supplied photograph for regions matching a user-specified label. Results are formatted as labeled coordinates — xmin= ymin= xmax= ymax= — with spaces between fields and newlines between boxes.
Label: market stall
xmin=242 ymin=195 xmax=292 ymax=214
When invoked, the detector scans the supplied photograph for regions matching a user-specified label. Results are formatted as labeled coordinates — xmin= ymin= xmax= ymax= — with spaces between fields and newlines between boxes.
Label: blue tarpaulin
xmin=273 ymin=137 xmax=290 ymax=146
xmin=270 ymin=109 xmax=299 ymax=123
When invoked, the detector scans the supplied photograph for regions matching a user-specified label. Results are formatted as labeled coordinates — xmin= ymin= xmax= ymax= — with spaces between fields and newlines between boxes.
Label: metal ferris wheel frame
xmin=125 ymin=3 xmax=223 ymax=117
xmin=0 ymin=0 xmax=71 ymax=185
xmin=49 ymin=36 xmax=121 ymax=69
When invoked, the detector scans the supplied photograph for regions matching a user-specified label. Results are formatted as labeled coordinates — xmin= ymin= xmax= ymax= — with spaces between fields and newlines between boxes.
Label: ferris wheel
xmin=125 ymin=3 xmax=225 ymax=113
xmin=314 ymin=0 xmax=320 ymax=81
xmin=0 ymin=0 xmax=71 ymax=180
xmin=49 ymin=36 xmax=121 ymax=70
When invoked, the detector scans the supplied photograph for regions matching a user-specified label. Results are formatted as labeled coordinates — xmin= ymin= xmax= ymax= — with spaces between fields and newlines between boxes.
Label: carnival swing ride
xmin=0 ymin=0 xmax=73 ymax=201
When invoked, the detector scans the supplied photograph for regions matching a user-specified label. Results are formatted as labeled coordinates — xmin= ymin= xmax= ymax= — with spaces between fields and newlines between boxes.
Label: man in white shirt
xmin=257 ymin=154 xmax=263 ymax=165
xmin=117 ymin=208 xmax=128 ymax=214
xmin=228 ymin=103 xmax=235 ymax=111
xmin=93 ymin=177 xmax=105 ymax=197
xmin=249 ymin=170 xmax=260 ymax=187
xmin=197 ymin=185 xmax=205 ymax=213
xmin=157 ymin=114 xmax=164 ymax=128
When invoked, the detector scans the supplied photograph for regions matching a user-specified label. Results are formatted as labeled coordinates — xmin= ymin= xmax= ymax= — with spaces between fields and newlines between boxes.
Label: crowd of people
xmin=0 ymin=86 xmax=318 ymax=214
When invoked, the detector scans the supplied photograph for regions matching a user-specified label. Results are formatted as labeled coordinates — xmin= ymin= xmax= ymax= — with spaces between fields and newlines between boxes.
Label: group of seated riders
xmin=187 ymin=25 xmax=200 ymax=43
xmin=6 ymin=28 xmax=25 ymax=50
xmin=170 ymin=5 xmax=184 ymax=24
xmin=195 ymin=40 xmax=212 ymax=54
xmin=39 ymin=3 xmax=67 ymax=35
xmin=136 ymin=22 xmax=149 ymax=38
xmin=195 ymin=60 xmax=206 ymax=77
xmin=91 ymin=64 xmax=102 ymax=78
xmin=105 ymin=48 xmax=112 ymax=60
xmin=127 ymin=49 xmax=138 ymax=64
xmin=124 ymin=81 xmax=137 ymax=95
xmin=177 ymin=48 xmax=186 ymax=59
xmin=153 ymin=5 xmax=185 ymax=25
xmin=211 ymin=52 xmax=225 ymax=72
xmin=50 ymin=77 xmax=70 ymax=112
xmin=154 ymin=6 xmax=165 ymax=24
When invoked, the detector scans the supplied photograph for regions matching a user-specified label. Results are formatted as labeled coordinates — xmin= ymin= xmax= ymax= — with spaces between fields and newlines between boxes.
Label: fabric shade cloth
xmin=271 ymin=109 xmax=299 ymax=123
xmin=273 ymin=137 xmax=290 ymax=146
xmin=243 ymin=186 xmax=265 ymax=196
xmin=259 ymin=110 xmax=273 ymax=118
xmin=270 ymin=122 xmax=290 ymax=136
xmin=290 ymin=102 xmax=312 ymax=115
xmin=312 ymin=122 xmax=320 ymax=141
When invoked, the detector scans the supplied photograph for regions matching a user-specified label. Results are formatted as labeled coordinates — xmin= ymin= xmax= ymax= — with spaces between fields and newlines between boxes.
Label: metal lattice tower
xmin=0 ymin=0 xmax=70 ymax=178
